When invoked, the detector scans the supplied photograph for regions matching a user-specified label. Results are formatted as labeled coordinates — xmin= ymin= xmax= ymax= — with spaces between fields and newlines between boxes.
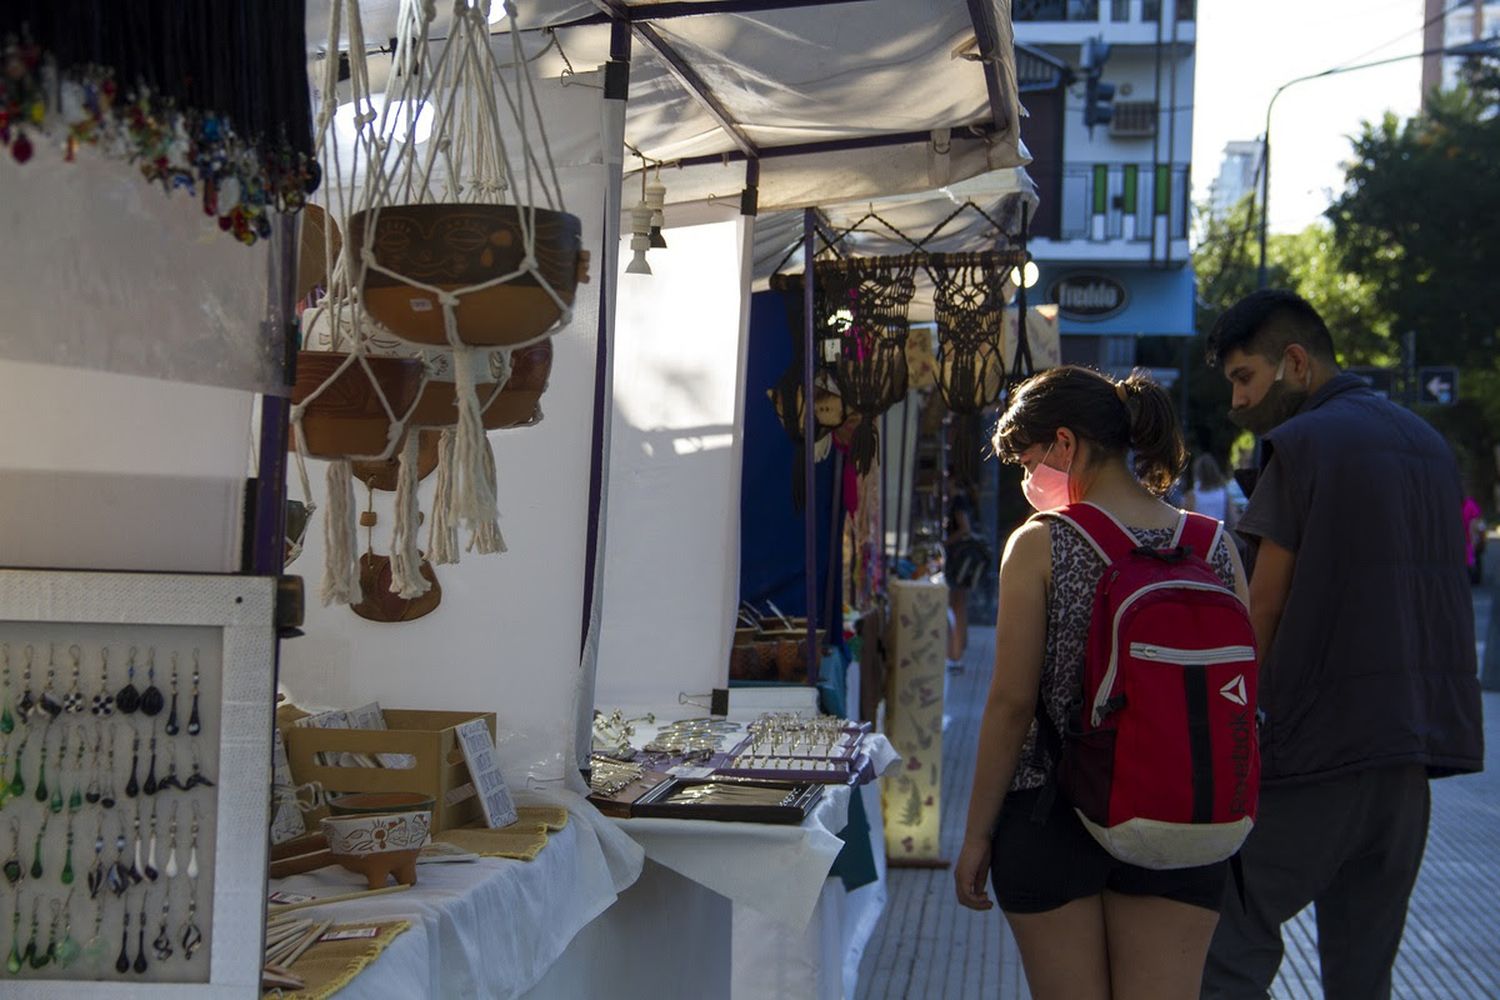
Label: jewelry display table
xmin=265 ymin=791 xmax=643 ymax=1000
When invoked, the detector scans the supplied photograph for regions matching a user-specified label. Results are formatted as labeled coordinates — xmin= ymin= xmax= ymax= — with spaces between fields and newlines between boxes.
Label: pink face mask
xmin=1022 ymin=443 xmax=1072 ymax=512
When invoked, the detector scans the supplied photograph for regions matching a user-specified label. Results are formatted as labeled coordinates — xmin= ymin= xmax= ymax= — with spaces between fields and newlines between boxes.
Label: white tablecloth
xmin=267 ymin=790 xmax=643 ymax=1000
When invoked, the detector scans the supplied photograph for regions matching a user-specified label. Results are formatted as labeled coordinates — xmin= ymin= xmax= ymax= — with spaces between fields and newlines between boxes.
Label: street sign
xmin=1347 ymin=365 xmax=1396 ymax=400
xmin=1418 ymin=366 xmax=1459 ymax=406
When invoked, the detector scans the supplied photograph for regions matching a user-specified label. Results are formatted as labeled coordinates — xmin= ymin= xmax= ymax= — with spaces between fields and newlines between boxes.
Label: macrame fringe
xmin=321 ymin=460 xmax=361 ymax=606
xmin=428 ymin=427 xmax=460 ymax=566
xmin=389 ymin=433 xmax=431 ymax=599
xmin=448 ymin=342 xmax=503 ymax=549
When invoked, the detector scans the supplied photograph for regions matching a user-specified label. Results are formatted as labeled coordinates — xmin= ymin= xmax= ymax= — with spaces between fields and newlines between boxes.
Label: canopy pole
xmin=802 ymin=207 xmax=820 ymax=687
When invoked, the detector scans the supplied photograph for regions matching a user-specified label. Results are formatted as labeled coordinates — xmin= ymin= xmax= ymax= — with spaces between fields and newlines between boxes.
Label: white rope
xmin=389 ymin=432 xmax=431 ymax=598
xmin=428 ymin=427 xmax=459 ymax=565
xmin=320 ymin=461 xmax=361 ymax=606
xmin=446 ymin=319 xmax=501 ymax=544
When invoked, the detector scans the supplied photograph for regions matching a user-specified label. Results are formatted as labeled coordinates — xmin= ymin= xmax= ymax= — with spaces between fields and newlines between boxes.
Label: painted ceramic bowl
xmin=320 ymin=810 xmax=433 ymax=890
xmin=327 ymin=791 xmax=435 ymax=816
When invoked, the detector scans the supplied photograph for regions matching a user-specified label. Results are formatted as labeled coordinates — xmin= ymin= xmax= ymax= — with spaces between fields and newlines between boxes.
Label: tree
xmin=1327 ymin=65 xmax=1500 ymax=508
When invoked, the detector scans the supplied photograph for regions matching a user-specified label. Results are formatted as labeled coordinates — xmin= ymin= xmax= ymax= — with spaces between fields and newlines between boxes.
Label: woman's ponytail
xmin=1119 ymin=370 xmax=1187 ymax=496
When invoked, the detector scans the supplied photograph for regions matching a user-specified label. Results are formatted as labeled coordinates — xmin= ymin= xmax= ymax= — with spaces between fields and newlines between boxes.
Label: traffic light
xmin=1081 ymin=37 xmax=1115 ymax=134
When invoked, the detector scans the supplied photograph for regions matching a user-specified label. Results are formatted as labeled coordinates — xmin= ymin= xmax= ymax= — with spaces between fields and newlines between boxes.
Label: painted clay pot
xmin=348 ymin=204 xmax=586 ymax=348
xmin=328 ymin=792 xmax=435 ymax=817
xmin=320 ymin=810 xmax=432 ymax=890
xmin=481 ymin=340 xmax=553 ymax=430
xmin=350 ymin=553 xmax=443 ymax=623
xmin=350 ymin=428 xmax=443 ymax=492
xmin=290 ymin=352 xmax=424 ymax=460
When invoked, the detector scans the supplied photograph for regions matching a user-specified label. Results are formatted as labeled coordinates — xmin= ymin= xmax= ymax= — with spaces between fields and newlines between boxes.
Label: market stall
xmin=0 ymin=1 xmax=1034 ymax=997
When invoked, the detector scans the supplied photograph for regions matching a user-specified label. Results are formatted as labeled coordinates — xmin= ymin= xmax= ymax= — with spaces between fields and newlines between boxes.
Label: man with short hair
xmin=1199 ymin=289 xmax=1483 ymax=1000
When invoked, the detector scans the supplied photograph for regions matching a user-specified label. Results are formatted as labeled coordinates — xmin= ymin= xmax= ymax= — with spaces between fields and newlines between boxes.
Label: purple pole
xmin=802 ymin=208 xmax=820 ymax=686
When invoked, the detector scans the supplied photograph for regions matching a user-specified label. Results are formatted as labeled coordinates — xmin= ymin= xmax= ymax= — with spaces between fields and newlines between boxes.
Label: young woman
xmin=955 ymin=366 xmax=1250 ymax=1000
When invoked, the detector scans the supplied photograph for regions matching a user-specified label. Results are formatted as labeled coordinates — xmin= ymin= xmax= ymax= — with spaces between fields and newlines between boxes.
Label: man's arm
xmin=1248 ymin=537 xmax=1295 ymax=660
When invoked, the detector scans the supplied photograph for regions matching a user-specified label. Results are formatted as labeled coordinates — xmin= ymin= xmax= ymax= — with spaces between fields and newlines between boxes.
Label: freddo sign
xmin=1049 ymin=273 xmax=1128 ymax=321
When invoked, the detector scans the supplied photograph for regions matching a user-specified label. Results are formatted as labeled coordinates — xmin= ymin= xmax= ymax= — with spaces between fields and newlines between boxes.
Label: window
xmin=1176 ymin=0 xmax=1195 ymax=19
xmin=1093 ymin=165 xmax=1109 ymax=216
xmin=1111 ymin=0 xmax=1131 ymax=21
xmin=1014 ymin=0 xmax=1100 ymax=21
xmin=1121 ymin=164 xmax=1139 ymax=214
xmin=1154 ymin=164 xmax=1170 ymax=215
xmin=1109 ymin=101 xmax=1158 ymax=137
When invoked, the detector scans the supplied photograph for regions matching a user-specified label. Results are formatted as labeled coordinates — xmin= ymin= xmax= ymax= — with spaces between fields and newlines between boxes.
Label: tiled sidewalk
xmin=857 ymin=608 xmax=1499 ymax=999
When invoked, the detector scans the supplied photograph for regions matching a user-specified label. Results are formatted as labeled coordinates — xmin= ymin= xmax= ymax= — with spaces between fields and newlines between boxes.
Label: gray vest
xmin=1246 ymin=374 xmax=1483 ymax=784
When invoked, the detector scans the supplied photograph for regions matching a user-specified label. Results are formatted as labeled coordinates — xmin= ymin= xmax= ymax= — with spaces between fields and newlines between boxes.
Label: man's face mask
xmin=1229 ymin=354 xmax=1310 ymax=437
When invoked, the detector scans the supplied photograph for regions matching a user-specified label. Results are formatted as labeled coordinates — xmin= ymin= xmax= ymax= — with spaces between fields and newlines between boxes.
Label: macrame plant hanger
xmin=351 ymin=0 xmax=583 ymax=564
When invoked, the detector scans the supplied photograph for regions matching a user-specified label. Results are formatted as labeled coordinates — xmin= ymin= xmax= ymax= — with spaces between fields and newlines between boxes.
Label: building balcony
xmin=1013 ymin=0 xmax=1195 ymax=45
xmin=1030 ymin=162 xmax=1191 ymax=264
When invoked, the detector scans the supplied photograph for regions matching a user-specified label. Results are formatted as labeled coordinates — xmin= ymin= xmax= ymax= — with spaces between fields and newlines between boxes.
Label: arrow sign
xmin=1418 ymin=366 xmax=1459 ymax=406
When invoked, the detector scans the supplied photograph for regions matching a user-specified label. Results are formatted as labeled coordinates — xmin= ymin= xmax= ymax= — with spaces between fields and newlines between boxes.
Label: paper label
xmin=667 ymin=766 xmax=715 ymax=780
xmin=454 ymin=719 xmax=518 ymax=829
xmin=409 ymin=297 xmax=434 ymax=312
xmin=268 ymin=891 xmax=314 ymax=905
xmin=444 ymin=782 xmax=476 ymax=807
xmin=320 ymin=927 xmax=380 ymax=942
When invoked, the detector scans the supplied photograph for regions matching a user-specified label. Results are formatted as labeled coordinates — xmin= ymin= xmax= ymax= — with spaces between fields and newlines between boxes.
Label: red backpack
xmin=1041 ymin=503 xmax=1260 ymax=870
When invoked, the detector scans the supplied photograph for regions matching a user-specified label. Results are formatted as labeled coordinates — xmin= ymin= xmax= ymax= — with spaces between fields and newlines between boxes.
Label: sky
xmin=1191 ymin=0 xmax=1429 ymax=235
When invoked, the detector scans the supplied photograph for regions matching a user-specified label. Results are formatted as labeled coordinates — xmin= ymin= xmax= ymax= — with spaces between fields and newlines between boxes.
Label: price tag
xmin=320 ymin=927 xmax=380 ymax=942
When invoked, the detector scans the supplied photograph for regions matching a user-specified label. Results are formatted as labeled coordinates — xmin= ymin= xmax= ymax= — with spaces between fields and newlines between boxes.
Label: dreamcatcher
xmin=767 ymin=272 xmax=851 ymax=510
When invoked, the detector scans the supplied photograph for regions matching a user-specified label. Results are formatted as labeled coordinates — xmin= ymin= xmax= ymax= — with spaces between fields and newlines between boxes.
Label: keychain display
xmin=0 ymin=634 xmax=220 ymax=984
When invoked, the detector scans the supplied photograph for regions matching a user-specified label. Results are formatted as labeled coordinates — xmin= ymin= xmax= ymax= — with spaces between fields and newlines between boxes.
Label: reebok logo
xmin=1220 ymin=675 xmax=1248 ymax=706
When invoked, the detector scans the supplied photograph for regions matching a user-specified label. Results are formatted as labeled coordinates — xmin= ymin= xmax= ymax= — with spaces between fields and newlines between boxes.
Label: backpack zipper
xmin=1129 ymin=643 xmax=1256 ymax=665
xmin=1092 ymin=580 xmax=1244 ymax=727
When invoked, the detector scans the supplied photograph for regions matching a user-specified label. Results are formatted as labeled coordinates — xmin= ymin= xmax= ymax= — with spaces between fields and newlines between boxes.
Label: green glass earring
xmin=33 ymin=732 xmax=48 ymax=804
xmin=30 ymin=813 xmax=48 ymax=880
xmin=0 ymin=643 xmax=13 ymax=735
xmin=54 ymin=893 xmax=80 ymax=968
xmin=48 ymin=737 xmax=65 ymax=813
xmin=61 ymin=813 xmax=76 ymax=886
xmin=25 ymin=894 xmax=48 ymax=969
xmin=68 ymin=728 xmax=85 ymax=812
xmin=5 ymin=895 xmax=21 ymax=974
xmin=10 ymin=733 xmax=27 ymax=797
xmin=2 ymin=819 xmax=20 ymax=885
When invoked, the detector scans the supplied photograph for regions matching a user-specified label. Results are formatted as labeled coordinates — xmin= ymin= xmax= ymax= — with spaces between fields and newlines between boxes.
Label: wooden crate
xmin=282 ymin=709 xmax=496 ymax=833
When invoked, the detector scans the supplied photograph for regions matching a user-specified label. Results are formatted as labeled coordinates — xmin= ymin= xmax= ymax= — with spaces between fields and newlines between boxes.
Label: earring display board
xmin=0 ymin=570 xmax=275 ymax=998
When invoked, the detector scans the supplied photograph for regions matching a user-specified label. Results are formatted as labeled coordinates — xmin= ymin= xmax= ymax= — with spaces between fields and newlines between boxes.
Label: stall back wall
xmin=593 ymin=218 xmax=753 ymax=706
xmin=738 ymin=290 xmax=841 ymax=628
xmin=277 ymin=73 xmax=609 ymax=790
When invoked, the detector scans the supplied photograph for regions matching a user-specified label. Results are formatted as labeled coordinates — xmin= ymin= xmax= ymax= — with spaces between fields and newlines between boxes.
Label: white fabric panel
xmin=306 ymin=2 xmax=1027 ymax=210
xmin=278 ymin=72 xmax=609 ymax=789
xmin=593 ymin=218 xmax=752 ymax=705
xmin=269 ymin=790 xmax=645 ymax=1000
xmin=0 ymin=360 xmax=253 ymax=573
xmin=0 ymin=149 xmax=281 ymax=393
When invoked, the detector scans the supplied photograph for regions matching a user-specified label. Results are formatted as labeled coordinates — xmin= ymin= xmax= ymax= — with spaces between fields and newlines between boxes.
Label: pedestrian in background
xmin=1185 ymin=454 xmax=1238 ymax=535
xmin=1200 ymin=289 xmax=1484 ymax=1000
xmin=1462 ymin=486 xmax=1486 ymax=585
xmin=944 ymin=471 xmax=989 ymax=670
xmin=956 ymin=367 xmax=1249 ymax=999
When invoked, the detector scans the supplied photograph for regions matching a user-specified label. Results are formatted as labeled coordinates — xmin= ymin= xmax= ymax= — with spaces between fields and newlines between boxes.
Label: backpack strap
xmin=1049 ymin=502 xmax=1142 ymax=566
xmin=1175 ymin=511 xmax=1224 ymax=561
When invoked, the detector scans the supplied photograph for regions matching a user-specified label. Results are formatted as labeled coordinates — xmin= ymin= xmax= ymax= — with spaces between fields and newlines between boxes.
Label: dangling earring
xmin=0 ymin=644 xmax=14 ymax=734
xmin=2 ymin=818 xmax=21 ymax=885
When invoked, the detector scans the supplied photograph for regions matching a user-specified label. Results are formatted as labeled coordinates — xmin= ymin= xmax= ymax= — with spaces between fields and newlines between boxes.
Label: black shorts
xmin=988 ymin=787 xmax=1228 ymax=914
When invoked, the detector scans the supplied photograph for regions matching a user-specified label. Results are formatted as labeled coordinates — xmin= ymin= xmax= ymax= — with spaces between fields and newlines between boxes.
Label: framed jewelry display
xmin=0 ymin=569 xmax=275 ymax=998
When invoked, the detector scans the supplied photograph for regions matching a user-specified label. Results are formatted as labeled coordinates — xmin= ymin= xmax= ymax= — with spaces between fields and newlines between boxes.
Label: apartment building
xmin=1422 ymin=0 xmax=1500 ymax=97
xmin=1013 ymin=0 xmax=1196 ymax=379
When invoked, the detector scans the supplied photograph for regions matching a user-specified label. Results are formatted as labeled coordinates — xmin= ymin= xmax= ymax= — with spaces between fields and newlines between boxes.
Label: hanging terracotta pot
xmin=350 ymin=554 xmax=443 ymax=623
xmin=297 ymin=204 xmax=343 ymax=302
xmin=290 ymin=352 xmax=425 ymax=460
xmin=347 ymin=204 xmax=587 ymax=348
xmin=350 ymin=428 xmax=443 ymax=492
xmin=481 ymin=340 xmax=553 ymax=430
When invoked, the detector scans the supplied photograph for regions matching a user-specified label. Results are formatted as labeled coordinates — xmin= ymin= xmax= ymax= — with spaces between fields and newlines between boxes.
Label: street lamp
xmin=1256 ymin=39 xmax=1500 ymax=288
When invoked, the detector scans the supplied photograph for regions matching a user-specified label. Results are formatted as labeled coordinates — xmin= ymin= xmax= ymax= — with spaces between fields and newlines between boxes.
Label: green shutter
xmin=1154 ymin=165 xmax=1170 ymax=215
xmin=1092 ymin=165 xmax=1108 ymax=215
xmin=1122 ymin=164 xmax=1138 ymax=214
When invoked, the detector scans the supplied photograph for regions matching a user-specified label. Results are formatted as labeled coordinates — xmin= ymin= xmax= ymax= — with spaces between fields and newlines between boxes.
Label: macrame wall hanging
xmin=820 ymin=256 xmax=917 ymax=475
xmin=0 ymin=2 xmax=318 ymax=245
xmin=929 ymin=249 xmax=1026 ymax=484
xmin=291 ymin=0 xmax=585 ymax=613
